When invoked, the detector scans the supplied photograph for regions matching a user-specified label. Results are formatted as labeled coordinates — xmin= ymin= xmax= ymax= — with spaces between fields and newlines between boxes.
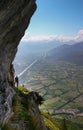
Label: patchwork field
xmin=20 ymin=59 xmax=83 ymax=129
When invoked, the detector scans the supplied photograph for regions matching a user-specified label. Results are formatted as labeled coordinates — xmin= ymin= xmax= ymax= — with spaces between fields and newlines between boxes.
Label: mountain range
xmin=14 ymin=40 xmax=67 ymax=74
xmin=47 ymin=41 xmax=83 ymax=65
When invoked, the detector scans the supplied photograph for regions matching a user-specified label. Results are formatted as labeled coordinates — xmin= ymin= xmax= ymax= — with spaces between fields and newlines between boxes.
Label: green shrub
xmin=35 ymin=92 xmax=45 ymax=105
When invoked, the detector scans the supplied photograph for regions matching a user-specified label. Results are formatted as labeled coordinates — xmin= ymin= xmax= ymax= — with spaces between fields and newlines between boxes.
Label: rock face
xmin=9 ymin=91 xmax=47 ymax=130
xmin=28 ymin=92 xmax=47 ymax=130
xmin=0 ymin=0 xmax=36 ymax=123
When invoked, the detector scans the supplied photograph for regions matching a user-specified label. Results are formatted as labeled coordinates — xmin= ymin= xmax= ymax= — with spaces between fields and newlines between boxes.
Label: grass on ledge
xmin=15 ymin=85 xmax=29 ymax=95
xmin=41 ymin=111 xmax=61 ymax=130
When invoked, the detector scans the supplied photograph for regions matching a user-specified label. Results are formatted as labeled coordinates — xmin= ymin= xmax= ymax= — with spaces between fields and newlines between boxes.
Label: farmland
xmin=20 ymin=59 xmax=83 ymax=128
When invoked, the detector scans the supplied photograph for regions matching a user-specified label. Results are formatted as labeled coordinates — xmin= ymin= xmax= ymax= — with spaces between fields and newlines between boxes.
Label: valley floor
xmin=20 ymin=59 xmax=83 ymax=129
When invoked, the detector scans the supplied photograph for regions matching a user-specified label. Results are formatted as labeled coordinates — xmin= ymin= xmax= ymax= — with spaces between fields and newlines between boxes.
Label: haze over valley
xmin=14 ymin=40 xmax=83 ymax=130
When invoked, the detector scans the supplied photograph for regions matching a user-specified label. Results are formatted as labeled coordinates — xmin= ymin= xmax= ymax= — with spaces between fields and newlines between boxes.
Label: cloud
xmin=22 ymin=29 xmax=83 ymax=43
xmin=74 ymin=29 xmax=83 ymax=42
xmin=22 ymin=34 xmax=58 ymax=42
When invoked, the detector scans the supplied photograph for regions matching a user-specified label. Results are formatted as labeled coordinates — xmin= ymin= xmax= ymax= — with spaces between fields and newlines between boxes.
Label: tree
xmin=62 ymin=118 xmax=68 ymax=130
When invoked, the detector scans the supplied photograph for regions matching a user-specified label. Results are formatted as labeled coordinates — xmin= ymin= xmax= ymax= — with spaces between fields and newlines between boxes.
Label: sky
xmin=22 ymin=0 xmax=83 ymax=43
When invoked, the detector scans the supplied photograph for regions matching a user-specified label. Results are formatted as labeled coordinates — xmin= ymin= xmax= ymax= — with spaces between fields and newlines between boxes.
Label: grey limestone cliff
xmin=0 ymin=0 xmax=41 ymax=127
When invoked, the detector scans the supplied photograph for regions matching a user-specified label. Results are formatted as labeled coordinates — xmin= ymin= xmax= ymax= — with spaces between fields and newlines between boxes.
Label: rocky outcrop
xmin=0 ymin=0 xmax=36 ymax=123
xmin=28 ymin=91 xmax=47 ymax=130
xmin=9 ymin=91 xmax=47 ymax=130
